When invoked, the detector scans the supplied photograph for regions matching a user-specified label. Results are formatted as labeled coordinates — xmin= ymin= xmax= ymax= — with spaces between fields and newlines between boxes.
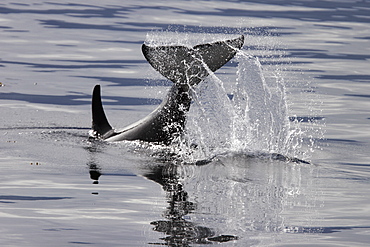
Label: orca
xmin=90 ymin=35 xmax=244 ymax=145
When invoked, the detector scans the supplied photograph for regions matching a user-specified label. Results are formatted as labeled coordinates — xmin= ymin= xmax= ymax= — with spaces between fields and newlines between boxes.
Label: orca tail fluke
xmin=142 ymin=35 xmax=244 ymax=87
xmin=91 ymin=84 xmax=114 ymax=139
xmin=194 ymin=35 xmax=244 ymax=71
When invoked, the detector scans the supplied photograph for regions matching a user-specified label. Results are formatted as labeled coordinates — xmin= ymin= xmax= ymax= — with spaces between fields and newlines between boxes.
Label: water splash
xmin=144 ymin=32 xmax=318 ymax=162
xmin=232 ymin=52 xmax=291 ymax=153
xmin=177 ymin=50 xmax=301 ymax=161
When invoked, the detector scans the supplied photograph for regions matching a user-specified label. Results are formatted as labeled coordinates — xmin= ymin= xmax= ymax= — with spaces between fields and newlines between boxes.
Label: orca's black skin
xmin=91 ymin=35 xmax=244 ymax=144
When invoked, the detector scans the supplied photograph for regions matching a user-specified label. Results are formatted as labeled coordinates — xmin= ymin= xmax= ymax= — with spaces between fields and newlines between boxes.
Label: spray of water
xmin=144 ymin=31 xmax=318 ymax=162
xmin=176 ymin=51 xmax=293 ymax=160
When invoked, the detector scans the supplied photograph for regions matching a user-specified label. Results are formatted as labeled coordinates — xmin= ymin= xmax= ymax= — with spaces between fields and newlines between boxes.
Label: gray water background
xmin=1 ymin=0 xmax=370 ymax=246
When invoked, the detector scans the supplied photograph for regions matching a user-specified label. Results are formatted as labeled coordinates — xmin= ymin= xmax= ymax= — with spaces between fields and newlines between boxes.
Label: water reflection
xmin=144 ymin=163 xmax=238 ymax=246
xmin=86 ymin=149 xmax=238 ymax=246
xmin=86 ymin=140 xmax=321 ymax=246
xmin=179 ymin=155 xmax=313 ymax=237
xmin=85 ymin=140 xmax=106 ymax=184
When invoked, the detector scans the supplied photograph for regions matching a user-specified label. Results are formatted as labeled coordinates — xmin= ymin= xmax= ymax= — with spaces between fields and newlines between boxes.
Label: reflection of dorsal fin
xmin=142 ymin=35 xmax=244 ymax=86
xmin=91 ymin=85 xmax=114 ymax=138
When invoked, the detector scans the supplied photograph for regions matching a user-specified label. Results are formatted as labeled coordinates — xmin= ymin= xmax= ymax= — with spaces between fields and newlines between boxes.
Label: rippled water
xmin=1 ymin=1 xmax=370 ymax=246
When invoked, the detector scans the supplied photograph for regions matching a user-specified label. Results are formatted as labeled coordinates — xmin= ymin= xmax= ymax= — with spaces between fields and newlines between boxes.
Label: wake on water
xmin=130 ymin=31 xmax=319 ymax=164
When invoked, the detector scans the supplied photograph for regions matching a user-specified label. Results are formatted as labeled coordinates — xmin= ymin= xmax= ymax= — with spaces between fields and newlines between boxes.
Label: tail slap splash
xmin=90 ymin=35 xmax=244 ymax=144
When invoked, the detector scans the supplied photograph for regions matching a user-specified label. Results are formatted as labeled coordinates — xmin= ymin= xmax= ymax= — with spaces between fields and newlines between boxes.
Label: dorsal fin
xmin=141 ymin=35 xmax=244 ymax=87
xmin=91 ymin=84 xmax=114 ymax=138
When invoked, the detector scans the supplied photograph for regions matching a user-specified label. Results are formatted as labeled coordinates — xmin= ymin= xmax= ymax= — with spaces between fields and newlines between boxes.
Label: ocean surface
xmin=1 ymin=1 xmax=370 ymax=246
